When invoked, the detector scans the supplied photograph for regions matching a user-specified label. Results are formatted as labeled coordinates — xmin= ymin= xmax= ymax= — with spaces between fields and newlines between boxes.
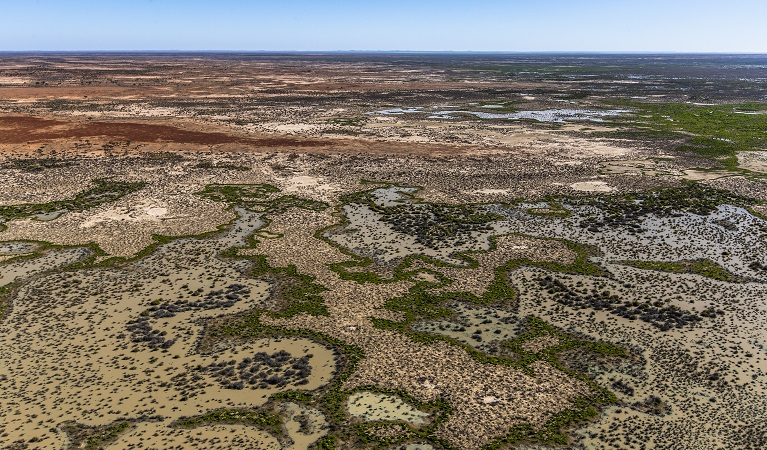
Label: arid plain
xmin=1 ymin=53 xmax=766 ymax=450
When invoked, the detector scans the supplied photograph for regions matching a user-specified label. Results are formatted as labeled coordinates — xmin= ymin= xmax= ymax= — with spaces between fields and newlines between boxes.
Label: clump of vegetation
xmin=60 ymin=417 xmax=161 ymax=450
xmin=5 ymin=157 xmax=74 ymax=172
xmin=527 ymin=202 xmax=571 ymax=218
xmin=631 ymin=395 xmax=672 ymax=416
xmin=140 ymin=151 xmax=185 ymax=162
xmin=197 ymin=350 xmax=313 ymax=390
xmin=339 ymin=186 xmax=500 ymax=249
xmin=572 ymin=181 xmax=760 ymax=233
xmin=197 ymin=183 xmax=327 ymax=214
xmin=127 ymin=283 xmax=252 ymax=350
xmin=0 ymin=179 xmax=146 ymax=230
xmin=194 ymin=161 xmax=250 ymax=171
xmin=172 ymin=408 xmax=282 ymax=435
xmin=328 ymin=116 xmax=368 ymax=127
xmin=535 ymin=274 xmax=703 ymax=331
xmin=622 ymin=259 xmax=748 ymax=283
xmin=315 ymin=435 xmax=338 ymax=450
xmin=382 ymin=203 xmax=497 ymax=248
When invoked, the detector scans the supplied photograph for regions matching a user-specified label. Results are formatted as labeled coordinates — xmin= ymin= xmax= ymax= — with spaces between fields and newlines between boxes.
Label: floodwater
xmin=371 ymin=106 xmax=627 ymax=122
xmin=0 ymin=207 xmax=339 ymax=448
xmin=346 ymin=391 xmax=429 ymax=425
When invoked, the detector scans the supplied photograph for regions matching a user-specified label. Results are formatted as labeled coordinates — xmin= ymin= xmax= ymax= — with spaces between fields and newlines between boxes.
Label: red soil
xmin=0 ymin=115 xmax=326 ymax=147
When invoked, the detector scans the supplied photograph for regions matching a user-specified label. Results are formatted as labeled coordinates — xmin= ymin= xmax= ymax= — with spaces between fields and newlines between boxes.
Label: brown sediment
xmin=0 ymin=115 xmax=327 ymax=147
xmin=0 ymin=114 xmax=474 ymax=157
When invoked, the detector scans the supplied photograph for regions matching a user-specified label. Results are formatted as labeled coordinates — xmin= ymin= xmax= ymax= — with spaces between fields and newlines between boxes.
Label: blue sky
xmin=2 ymin=0 xmax=765 ymax=52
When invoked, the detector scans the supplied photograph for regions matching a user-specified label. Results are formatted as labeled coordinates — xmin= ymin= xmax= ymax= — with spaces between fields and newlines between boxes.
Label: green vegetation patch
xmin=341 ymin=386 xmax=453 ymax=449
xmin=527 ymin=202 xmax=571 ymax=218
xmin=197 ymin=183 xmax=327 ymax=215
xmin=199 ymin=253 xmax=330 ymax=351
xmin=570 ymin=181 xmax=762 ymax=232
xmin=473 ymin=100 xmax=519 ymax=112
xmin=197 ymin=183 xmax=281 ymax=203
xmin=323 ymin=184 xmax=511 ymax=284
xmin=340 ymin=185 xmax=501 ymax=248
xmin=354 ymin=234 xmax=626 ymax=447
xmin=59 ymin=417 xmax=161 ymax=450
xmin=140 ymin=151 xmax=185 ymax=162
xmin=616 ymin=102 xmax=767 ymax=169
xmin=371 ymin=239 xmax=606 ymax=349
xmin=328 ymin=116 xmax=368 ymax=127
xmin=4 ymin=157 xmax=74 ymax=173
xmin=0 ymin=179 xmax=146 ymax=231
xmin=622 ymin=258 xmax=748 ymax=283
xmin=246 ymin=253 xmax=329 ymax=317
xmin=172 ymin=408 xmax=282 ymax=436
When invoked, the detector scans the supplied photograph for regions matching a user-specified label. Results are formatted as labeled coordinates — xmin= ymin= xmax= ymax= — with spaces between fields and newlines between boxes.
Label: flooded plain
xmin=372 ymin=107 xmax=628 ymax=123
xmin=0 ymin=208 xmax=338 ymax=449
xmin=2 ymin=50 xmax=767 ymax=448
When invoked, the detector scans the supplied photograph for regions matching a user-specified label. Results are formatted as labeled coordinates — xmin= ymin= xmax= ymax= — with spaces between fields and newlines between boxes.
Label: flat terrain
xmin=1 ymin=53 xmax=766 ymax=450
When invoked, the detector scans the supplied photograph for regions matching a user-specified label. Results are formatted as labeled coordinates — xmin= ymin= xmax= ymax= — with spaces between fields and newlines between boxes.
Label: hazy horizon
xmin=1 ymin=51 xmax=766 ymax=55
xmin=2 ymin=0 xmax=765 ymax=53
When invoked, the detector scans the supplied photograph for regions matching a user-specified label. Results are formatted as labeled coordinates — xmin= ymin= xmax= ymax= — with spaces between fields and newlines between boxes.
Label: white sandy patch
xmin=520 ymin=135 xmax=635 ymax=160
xmin=402 ymin=444 xmax=435 ymax=450
xmin=473 ymin=189 xmax=511 ymax=195
xmin=80 ymin=200 xmax=169 ymax=228
xmin=0 ymin=76 xmax=32 ymax=85
xmin=681 ymin=170 xmax=735 ymax=181
xmin=570 ymin=181 xmax=615 ymax=192
xmin=284 ymin=175 xmax=338 ymax=194
xmin=286 ymin=175 xmax=319 ymax=189
xmin=145 ymin=206 xmax=168 ymax=217
xmin=737 ymin=151 xmax=767 ymax=173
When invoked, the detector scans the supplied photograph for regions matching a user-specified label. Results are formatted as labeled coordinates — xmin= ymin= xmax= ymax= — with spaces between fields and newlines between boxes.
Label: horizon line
xmin=1 ymin=50 xmax=767 ymax=55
